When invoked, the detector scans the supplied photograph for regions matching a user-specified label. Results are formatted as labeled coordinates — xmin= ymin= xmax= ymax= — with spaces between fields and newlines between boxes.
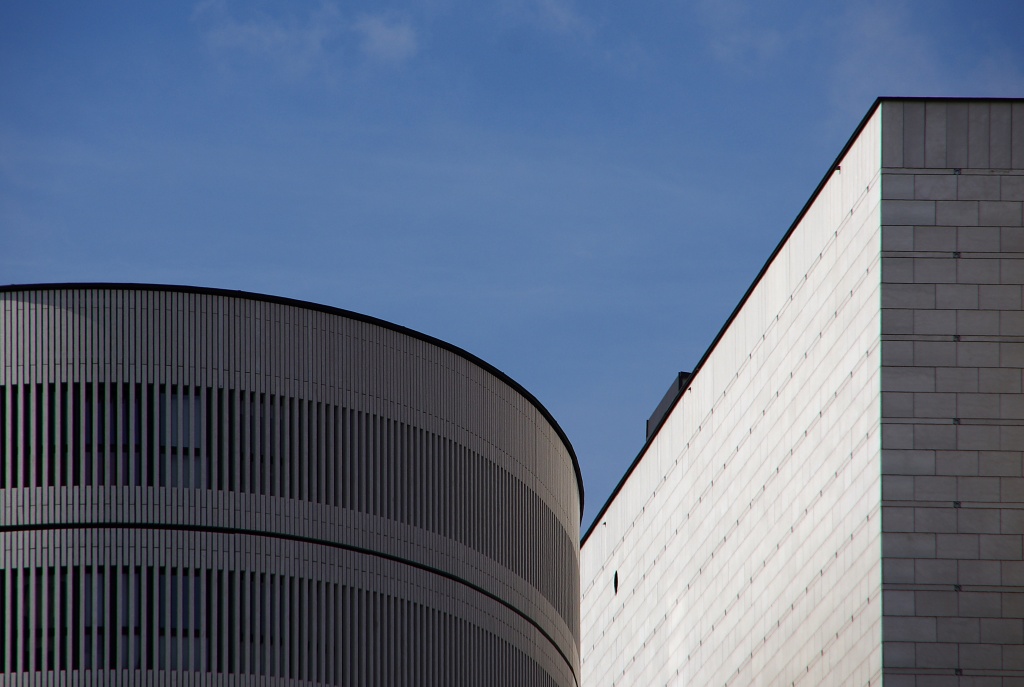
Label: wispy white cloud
xmin=194 ymin=1 xmax=343 ymax=78
xmin=353 ymin=15 xmax=418 ymax=64
xmin=694 ymin=0 xmax=785 ymax=67
xmin=499 ymin=0 xmax=594 ymax=39
xmin=828 ymin=1 xmax=1024 ymax=120
xmin=192 ymin=2 xmax=420 ymax=78
xmin=532 ymin=0 xmax=592 ymax=36
xmin=494 ymin=0 xmax=655 ymax=76
xmin=689 ymin=0 xmax=1024 ymax=128
xmin=831 ymin=2 xmax=946 ymax=109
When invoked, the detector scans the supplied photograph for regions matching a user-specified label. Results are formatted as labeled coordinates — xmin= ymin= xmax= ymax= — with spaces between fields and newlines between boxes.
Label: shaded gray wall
xmin=880 ymin=99 xmax=1024 ymax=682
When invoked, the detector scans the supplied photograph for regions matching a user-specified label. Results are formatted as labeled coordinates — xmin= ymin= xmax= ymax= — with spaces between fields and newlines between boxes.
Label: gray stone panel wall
xmin=881 ymin=100 xmax=1024 ymax=684
xmin=0 ymin=286 xmax=582 ymax=686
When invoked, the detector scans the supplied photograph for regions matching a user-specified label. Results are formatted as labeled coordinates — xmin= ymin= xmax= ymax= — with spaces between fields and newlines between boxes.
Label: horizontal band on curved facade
xmin=0 ymin=285 xmax=582 ymax=686
xmin=0 ymin=527 xmax=575 ymax=686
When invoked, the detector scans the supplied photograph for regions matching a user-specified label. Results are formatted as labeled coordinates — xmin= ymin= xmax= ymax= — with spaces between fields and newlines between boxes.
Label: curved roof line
xmin=1 ymin=282 xmax=585 ymax=518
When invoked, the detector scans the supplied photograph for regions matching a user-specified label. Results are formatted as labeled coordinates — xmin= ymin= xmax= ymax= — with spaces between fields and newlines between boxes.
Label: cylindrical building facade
xmin=0 ymin=284 xmax=583 ymax=686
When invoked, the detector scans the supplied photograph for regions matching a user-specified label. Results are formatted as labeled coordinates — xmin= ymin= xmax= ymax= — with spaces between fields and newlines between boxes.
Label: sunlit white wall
xmin=581 ymin=110 xmax=883 ymax=686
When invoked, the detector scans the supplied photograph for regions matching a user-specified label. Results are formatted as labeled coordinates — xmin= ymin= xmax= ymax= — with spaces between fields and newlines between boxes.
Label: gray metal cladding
xmin=0 ymin=285 xmax=582 ymax=686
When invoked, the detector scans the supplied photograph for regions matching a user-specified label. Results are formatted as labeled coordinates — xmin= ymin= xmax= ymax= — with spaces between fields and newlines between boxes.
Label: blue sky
xmin=2 ymin=0 xmax=1023 ymax=528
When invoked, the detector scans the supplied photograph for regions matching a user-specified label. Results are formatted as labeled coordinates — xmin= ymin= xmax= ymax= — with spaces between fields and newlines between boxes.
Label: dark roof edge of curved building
xmin=581 ymin=96 xmax=1024 ymax=544
xmin=1 ymin=281 xmax=585 ymax=518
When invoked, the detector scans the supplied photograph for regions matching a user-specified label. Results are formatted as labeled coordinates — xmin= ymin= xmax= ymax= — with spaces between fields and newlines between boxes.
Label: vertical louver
xmin=0 ymin=285 xmax=582 ymax=686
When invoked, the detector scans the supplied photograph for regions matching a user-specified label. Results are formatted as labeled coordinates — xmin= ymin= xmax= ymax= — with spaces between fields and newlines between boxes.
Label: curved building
xmin=0 ymin=284 xmax=582 ymax=686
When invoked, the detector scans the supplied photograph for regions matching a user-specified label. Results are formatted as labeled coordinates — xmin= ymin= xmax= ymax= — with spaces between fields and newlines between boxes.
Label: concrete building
xmin=0 ymin=284 xmax=583 ymax=686
xmin=581 ymin=98 xmax=1024 ymax=685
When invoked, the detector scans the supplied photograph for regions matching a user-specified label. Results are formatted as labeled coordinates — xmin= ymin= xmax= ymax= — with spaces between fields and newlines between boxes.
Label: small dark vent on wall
xmin=646 ymin=371 xmax=690 ymax=441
